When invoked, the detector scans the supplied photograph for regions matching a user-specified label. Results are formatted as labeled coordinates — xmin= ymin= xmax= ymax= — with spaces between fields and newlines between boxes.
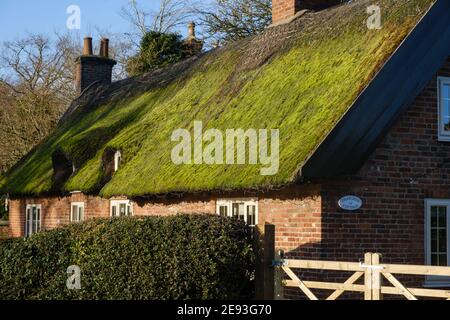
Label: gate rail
xmin=276 ymin=252 xmax=450 ymax=300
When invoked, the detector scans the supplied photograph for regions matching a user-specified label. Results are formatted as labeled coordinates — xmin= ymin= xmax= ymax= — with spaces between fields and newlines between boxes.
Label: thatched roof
xmin=0 ymin=0 xmax=436 ymax=197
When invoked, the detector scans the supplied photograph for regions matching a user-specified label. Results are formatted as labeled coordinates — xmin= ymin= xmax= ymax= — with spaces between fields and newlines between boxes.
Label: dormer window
xmin=101 ymin=148 xmax=122 ymax=181
xmin=114 ymin=151 xmax=122 ymax=172
xmin=438 ymin=77 xmax=450 ymax=141
xmin=52 ymin=149 xmax=73 ymax=191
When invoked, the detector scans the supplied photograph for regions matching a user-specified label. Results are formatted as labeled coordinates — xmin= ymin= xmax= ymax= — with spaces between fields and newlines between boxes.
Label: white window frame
xmin=70 ymin=202 xmax=85 ymax=223
xmin=437 ymin=76 xmax=450 ymax=141
xmin=114 ymin=151 xmax=122 ymax=172
xmin=25 ymin=204 xmax=42 ymax=237
xmin=110 ymin=200 xmax=133 ymax=217
xmin=216 ymin=198 xmax=258 ymax=227
xmin=424 ymin=199 xmax=450 ymax=287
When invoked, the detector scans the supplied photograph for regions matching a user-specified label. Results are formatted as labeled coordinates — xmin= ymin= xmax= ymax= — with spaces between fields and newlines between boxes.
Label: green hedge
xmin=0 ymin=215 xmax=255 ymax=300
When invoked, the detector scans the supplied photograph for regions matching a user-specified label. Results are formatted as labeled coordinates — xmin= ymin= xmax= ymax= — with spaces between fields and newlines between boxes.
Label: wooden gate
xmin=275 ymin=253 xmax=450 ymax=300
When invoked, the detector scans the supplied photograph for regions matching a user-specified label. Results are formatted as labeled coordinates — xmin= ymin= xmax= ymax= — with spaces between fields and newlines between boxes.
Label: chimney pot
xmin=83 ymin=37 xmax=93 ymax=56
xmin=187 ymin=22 xmax=196 ymax=40
xmin=100 ymin=38 xmax=110 ymax=58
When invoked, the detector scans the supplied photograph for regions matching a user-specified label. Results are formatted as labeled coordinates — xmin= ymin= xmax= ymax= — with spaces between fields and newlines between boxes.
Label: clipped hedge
xmin=0 ymin=214 xmax=255 ymax=300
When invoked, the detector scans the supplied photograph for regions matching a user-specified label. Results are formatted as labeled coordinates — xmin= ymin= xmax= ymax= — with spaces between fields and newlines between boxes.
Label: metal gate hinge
xmin=272 ymin=260 xmax=288 ymax=267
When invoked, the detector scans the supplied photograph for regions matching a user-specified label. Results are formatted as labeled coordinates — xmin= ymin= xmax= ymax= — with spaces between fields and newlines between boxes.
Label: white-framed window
xmin=71 ymin=202 xmax=85 ymax=222
xmin=110 ymin=200 xmax=133 ymax=217
xmin=25 ymin=204 xmax=41 ymax=237
xmin=438 ymin=77 xmax=450 ymax=141
xmin=114 ymin=151 xmax=122 ymax=172
xmin=216 ymin=198 xmax=258 ymax=227
xmin=424 ymin=199 xmax=450 ymax=287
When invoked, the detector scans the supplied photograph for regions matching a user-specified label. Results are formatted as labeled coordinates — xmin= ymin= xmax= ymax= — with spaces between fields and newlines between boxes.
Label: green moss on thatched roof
xmin=0 ymin=0 xmax=435 ymax=197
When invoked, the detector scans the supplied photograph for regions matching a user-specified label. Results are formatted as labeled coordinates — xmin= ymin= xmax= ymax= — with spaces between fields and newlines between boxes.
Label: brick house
xmin=2 ymin=0 xmax=450 ymax=296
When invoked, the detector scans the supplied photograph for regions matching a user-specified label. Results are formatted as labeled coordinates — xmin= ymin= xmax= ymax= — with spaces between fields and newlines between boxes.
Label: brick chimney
xmin=272 ymin=0 xmax=342 ymax=25
xmin=75 ymin=37 xmax=117 ymax=94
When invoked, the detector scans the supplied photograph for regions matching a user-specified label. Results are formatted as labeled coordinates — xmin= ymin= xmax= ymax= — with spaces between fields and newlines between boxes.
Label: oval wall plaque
xmin=338 ymin=196 xmax=362 ymax=211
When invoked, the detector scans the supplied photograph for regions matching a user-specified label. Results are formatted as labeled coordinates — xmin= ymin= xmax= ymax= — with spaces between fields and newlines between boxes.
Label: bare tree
xmin=196 ymin=0 xmax=272 ymax=43
xmin=120 ymin=0 xmax=149 ymax=46
xmin=94 ymin=27 xmax=137 ymax=80
xmin=120 ymin=0 xmax=198 ymax=40
xmin=0 ymin=33 xmax=79 ymax=105
xmin=152 ymin=0 xmax=198 ymax=33
xmin=0 ymin=33 xmax=80 ymax=173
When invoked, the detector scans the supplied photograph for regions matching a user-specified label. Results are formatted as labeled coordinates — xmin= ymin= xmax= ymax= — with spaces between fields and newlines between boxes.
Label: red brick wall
xmin=8 ymin=187 xmax=323 ymax=299
xmin=9 ymin=187 xmax=322 ymax=254
xmin=9 ymin=193 xmax=109 ymax=238
xmin=319 ymin=57 xmax=450 ymax=264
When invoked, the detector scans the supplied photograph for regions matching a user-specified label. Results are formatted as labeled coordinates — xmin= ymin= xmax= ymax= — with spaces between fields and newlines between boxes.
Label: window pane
xmin=429 ymin=205 xmax=448 ymax=266
xmin=219 ymin=206 xmax=227 ymax=217
xmin=442 ymin=84 xmax=450 ymax=131
xmin=431 ymin=229 xmax=437 ymax=253
xmin=119 ymin=203 xmax=126 ymax=216
xmin=439 ymin=206 xmax=447 ymax=228
xmin=231 ymin=203 xmax=245 ymax=220
xmin=32 ymin=207 xmax=37 ymax=233
xmin=247 ymin=205 xmax=256 ymax=226
xmin=439 ymin=254 xmax=447 ymax=266
xmin=232 ymin=203 xmax=239 ymax=218
xmin=112 ymin=206 xmax=117 ymax=217
xmin=127 ymin=204 xmax=132 ymax=216
xmin=443 ymin=83 xmax=450 ymax=99
xmin=78 ymin=206 xmax=84 ymax=221
xmin=72 ymin=205 xmax=78 ymax=221
xmin=444 ymin=99 xmax=450 ymax=131
xmin=239 ymin=203 xmax=245 ymax=221
xmin=439 ymin=228 xmax=447 ymax=252
xmin=32 ymin=206 xmax=37 ymax=221
xmin=26 ymin=208 xmax=30 ymax=236
xmin=37 ymin=208 xmax=41 ymax=232
xmin=432 ymin=254 xmax=438 ymax=266
xmin=431 ymin=206 xmax=438 ymax=228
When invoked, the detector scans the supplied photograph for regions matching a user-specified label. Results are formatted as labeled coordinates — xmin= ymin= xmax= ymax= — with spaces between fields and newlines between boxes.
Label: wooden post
xmin=371 ymin=253 xmax=382 ymax=300
xmin=364 ymin=252 xmax=373 ymax=300
xmin=254 ymin=223 xmax=275 ymax=300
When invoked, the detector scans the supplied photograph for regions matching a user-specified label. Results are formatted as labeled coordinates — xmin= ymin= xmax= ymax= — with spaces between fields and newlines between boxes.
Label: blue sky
xmin=0 ymin=0 xmax=162 ymax=43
